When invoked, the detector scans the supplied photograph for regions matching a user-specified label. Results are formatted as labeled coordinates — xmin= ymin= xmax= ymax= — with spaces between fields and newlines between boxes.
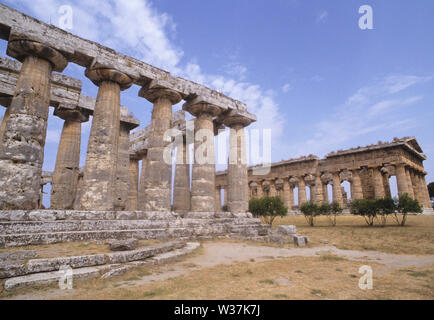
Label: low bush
xmin=248 ymin=196 xmax=288 ymax=226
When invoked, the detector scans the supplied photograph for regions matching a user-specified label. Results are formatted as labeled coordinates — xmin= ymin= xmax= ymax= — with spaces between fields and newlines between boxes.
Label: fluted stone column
xmin=283 ymin=179 xmax=294 ymax=209
xmin=314 ymin=175 xmax=324 ymax=204
xmin=173 ymin=136 xmax=191 ymax=213
xmin=257 ymin=184 xmax=264 ymax=198
xmin=269 ymin=181 xmax=277 ymax=197
xmin=114 ymin=122 xmax=132 ymax=211
xmin=372 ymin=167 xmax=385 ymax=199
xmin=0 ymin=40 xmax=67 ymax=210
xmin=224 ymin=116 xmax=252 ymax=213
xmin=138 ymin=154 xmax=147 ymax=208
xmin=139 ymin=88 xmax=182 ymax=211
xmin=51 ymin=109 xmax=88 ymax=209
xmin=224 ymin=188 xmax=228 ymax=207
xmin=185 ymin=103 xmax=220 ymax=212
xmin=405 ymin=167 xmax=415 ymax=199
xmin=352 ymin=170 xmax=364 ymax=200
xmin=395 ymin=164 xmax=410 ymax=196
xmin=323 ymin=183 xmax=329 ymax=203
xmin=127 ymin=155 xmax=140 ymax=211
xmin=298 ymin=177 xmax=307 ymax=205
xmin=332 ymin=172 xmax=344 ymax=206
xmin=78 ymin=67 xmax=132 ymax=210
xmin=215 ymin=186 xmax=222 ymax=212
xmin=0 ymin=107 xmax=11 ymax=140
xmin=383 ymin=172 xmax=392 ymax=198
xmin=419 ymin=174 xmax=432 ymax=208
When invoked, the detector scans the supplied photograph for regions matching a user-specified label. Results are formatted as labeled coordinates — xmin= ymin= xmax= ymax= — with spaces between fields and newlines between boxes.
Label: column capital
xmin=7 ymin=39 xmax=67 ymax=72
xmin=85 ymin=67 xmax=133 ymax=91
xmin=183 ymin=101 xmax=222 ymax=118
xmin=222 ymin=111 xmax=255 ymax=128
xmin=139 ymin=86 xmax=182 ymax=104
xmin=54 ymin=106 xmax=89 ymax=123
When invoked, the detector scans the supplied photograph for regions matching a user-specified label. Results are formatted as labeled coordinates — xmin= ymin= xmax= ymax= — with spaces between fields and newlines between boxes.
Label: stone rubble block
xmin=277 ymin=225 xmax=297 ymax=236
xmin=27 ymin=254 xmax=106 ymax=273
xmin=108 ymin=239 xmax=138 ymax=251
xmin=0 ymin=262 xmax=27 ymax=279
xmin=293 ymin=235 xmax=309 ymax=247
xmin=0 ymin=250 xmax=36 ymax=262
xmin=4 ymin=266 xmax=102 ymax=291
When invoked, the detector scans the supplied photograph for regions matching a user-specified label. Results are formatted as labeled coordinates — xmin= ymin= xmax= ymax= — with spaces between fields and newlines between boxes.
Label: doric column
xmin=51 ymin=108 xmax=88 ymax=209
xmin=405 ymin=167 xmax=415 ymax=199
xmin=418 ymin=174 xmax=432 ymax=208
xmin=173 ymin=135 xmax=191 ymax=213
xmin=283 ymin=179 xmax=294 ymax=209
xmin=138 ymin=154 xmax=147 ymax=208
xmin=224 ymin=115 xmax=252 ymax=213
xmin=332 ymin=172 xmax=344 ymax=206
xmin=215 ymin=186 xmax=222 ymax=212
xmin=372 ymin=167 xmax=385 ymax=199
xmin=257 ymin=184 xmax=264 ymax=198
xmin=127 ymin=155 xmax=140 ymax=211
xmin=323 ymin=183 xmax=329 ymax=203
xmin=269 ymin=181 xmax=277 ymax=197
xmin=114 ymin=122 xmax=133 ymax=211
xmin=0 ymin=39 xmax=67 ymax=210
xmin=395 ymin=164 xmax=410 ymax=196
xmin=298 ymin=177 xmax=307 ymax=205
xmin=139 ymin=87 xmax=182 ymax=211
xmin=0 ymin=106 xmax=11 ymax=140
xmin=184 ymin=103 xmax=220 ymax=212
xmin=224 ymin=188 xmax=228 ymax=207
xmin=351 ymin=169 xmax=364 ymax=200
xmin=78 ymin=67 xmax=133 ymax=210
xmin=383 ymin=172 xmax=392 ymax=198
xmin=314 ymin=175 xmax=324 ymax=204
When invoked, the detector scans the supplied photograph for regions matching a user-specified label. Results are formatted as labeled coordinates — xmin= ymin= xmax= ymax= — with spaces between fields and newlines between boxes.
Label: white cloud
xmin=282 ymin=83 xmax=292 ymax=93
xmin=316 ymin=11 xmax=328 ymax=23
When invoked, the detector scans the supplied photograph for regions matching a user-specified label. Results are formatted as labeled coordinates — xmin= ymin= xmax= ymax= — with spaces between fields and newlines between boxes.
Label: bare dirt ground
xmin=3 ymin=241 xmax=434 ymax=300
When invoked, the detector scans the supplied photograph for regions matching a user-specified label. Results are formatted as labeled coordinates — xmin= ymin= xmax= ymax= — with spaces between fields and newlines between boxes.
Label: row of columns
xmin=0 ymin=38 xmax=254 ymax=213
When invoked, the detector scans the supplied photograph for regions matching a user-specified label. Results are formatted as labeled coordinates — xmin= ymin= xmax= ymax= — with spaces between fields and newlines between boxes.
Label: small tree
xmin=249 ymin=196 xmax=288 ymax=226
xmin=329 ymin=201 xmax=343 ymax=226
xmin=350 ymin=198 xmax=378 ymax=226
xmin=300 ymin=201 xmax=320 ymax=227
xmin=393 ymin=193 xmax=423 ymax=226
xmin=375 ymin=197 xmax=395 ymax=227
xmin=428 ymin=182 xmax=434 ymax=199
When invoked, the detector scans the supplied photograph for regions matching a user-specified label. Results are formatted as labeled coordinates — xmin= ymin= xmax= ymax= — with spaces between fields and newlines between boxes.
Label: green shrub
xmin=248 ymin=196 xmax=288 ymax=226
xmin=350 ymin=198 xmax=379 ymax=226
xmin=222 ymin=204 xmax=228 ymax=212
xmin=393 ymin=193 xmax=422 ymax=226
xmin=328 ymin=201 xmax=343 ymax=226
xmin=299 ymin=201 xmax=320 ymax=226
xmin=376 ymin=197 xmax=395 ymax=227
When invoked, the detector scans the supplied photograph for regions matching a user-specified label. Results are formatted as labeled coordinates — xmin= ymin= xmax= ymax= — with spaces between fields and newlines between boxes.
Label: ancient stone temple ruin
xmin=0 ymin=5 xmax=268 ymax=249
xmin=216 ymin=137 xmax=433 ymax=215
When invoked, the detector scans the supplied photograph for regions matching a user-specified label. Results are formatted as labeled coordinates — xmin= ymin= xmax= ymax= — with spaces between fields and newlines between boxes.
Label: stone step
xmin=0 ymin=218 xmax=261 ymax=235
xmin=4 ymin=242 xmax=201 ymax=290
xmin=0 ymin=223 xmax=266 ymax=248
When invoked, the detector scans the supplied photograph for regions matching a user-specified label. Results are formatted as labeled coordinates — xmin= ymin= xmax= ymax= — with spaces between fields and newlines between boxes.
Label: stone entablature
xmin=215 ymin=137 xmax=432 ymax=212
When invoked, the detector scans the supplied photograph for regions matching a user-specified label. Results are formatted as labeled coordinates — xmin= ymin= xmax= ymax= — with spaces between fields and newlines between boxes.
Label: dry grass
xmin=0 ymin=240 xmax=162 ymax=259
xmin=271 ymin=215 xmax=434 ymax=255
xmin=24 ymin=256 xmax=433 ymax=300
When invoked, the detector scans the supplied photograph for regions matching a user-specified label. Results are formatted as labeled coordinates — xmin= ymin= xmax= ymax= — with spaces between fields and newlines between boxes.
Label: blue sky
xmin=0 ymin=0 xmax=433 ymax=206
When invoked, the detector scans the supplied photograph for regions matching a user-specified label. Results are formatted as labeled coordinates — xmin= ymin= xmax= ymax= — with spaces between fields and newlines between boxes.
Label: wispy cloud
xmin=292 ymin=74 xmax=431 ymax=156
xmin=316 ymin=10 xmax=328 ymax=23
xmin=282 ymin=83 xmax=292 ymax=93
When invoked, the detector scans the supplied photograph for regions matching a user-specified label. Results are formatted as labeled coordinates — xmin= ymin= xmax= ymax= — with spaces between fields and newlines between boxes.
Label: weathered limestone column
xmin=332 ymin=172 xmax=344 ymax=207
xmin=224 ymin=188 xmax=228 ymax=207
xmin=351 ymin=169 xmax=364 ymax=200
xmin=418 ymin=174 xmax=432 ymax=208
xmin=0 ymin=107 xmax=11 ymax=140
xmin=0 ymin=40 xmax=67 ymax=210
xmin=173 ymin=136 xmax=191 ymax=213
xmin=184 ymin=103 xmax=220 ymax=212
xmin=323 ymin=183 xmax=329 ymax=203
xmin=314 ymin=175 xmax=324 ymax=204
xmin=51 ymin=108 xmax=88 ymax=209
xmin=78 ymin=67 xmax=132 ymax=210
xmin=269 ymin=181 xmax=277 ymax=197
xmin=410 ymin=170 xmax=423 ymax=205
xmin=114 ymin=122 xmax=132 ymax=211
xmin=372 ymin=167 xmax=385 ymax=199
xmin=139 ymin=87 xmax=182 ymax=211
xmin=127 ymin=155 xmax=140 ymax=211
xmin=395 ymin=164 xmax=410 ymax=196
xmin=298 ymin=177 xmax=307 ymax=205
xmin=283 ymin=179 xmax=294 ymax=209
xmin=224 ymin=116 xmax=252 ymax=213
xmin=257 ymin=184 xmax=264 ymax=198
xmin=215 ymin=186 xmax=222 ymax=212
xmin=405 ymin=167 xmax=415 ymax=199
xmin=138 ymin=154 xmax=147 ymax=208
xmin=383 ymin=172 xmax=392 ymax=198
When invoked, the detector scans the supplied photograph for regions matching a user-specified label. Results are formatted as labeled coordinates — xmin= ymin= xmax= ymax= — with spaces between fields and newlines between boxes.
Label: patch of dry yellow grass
xmin=271 ymin=215 xmax=434 ymax=255
xmin=37 ymin=256 xmax=434 ymax=300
